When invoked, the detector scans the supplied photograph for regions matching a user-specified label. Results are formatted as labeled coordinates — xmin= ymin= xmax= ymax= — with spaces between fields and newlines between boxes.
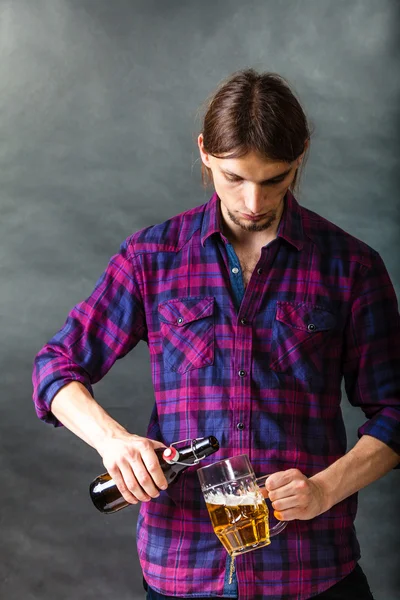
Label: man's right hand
xmin=49 ymin=382 xmax=169 ymax=505
xmin=98 ymin=432 xmax=169 ymax=504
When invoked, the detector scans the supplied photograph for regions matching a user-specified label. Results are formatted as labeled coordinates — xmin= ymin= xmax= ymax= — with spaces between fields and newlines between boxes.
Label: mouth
xmin=240 ymin=213 xmax=267 ymax=221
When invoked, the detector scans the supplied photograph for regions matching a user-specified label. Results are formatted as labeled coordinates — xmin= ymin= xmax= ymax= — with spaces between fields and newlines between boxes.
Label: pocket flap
xmin=158 ymin=296 xmax=214 ymax=326
xmin=275 ymin=302 xmax=336 ymax=332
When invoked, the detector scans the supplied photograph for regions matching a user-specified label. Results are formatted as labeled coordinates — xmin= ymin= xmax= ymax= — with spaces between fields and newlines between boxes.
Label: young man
xmin=32 ymin=69 xmax=400 ymax=599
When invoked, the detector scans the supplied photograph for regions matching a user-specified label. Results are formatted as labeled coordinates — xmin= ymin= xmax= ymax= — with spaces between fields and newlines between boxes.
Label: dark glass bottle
xmin=89 ymin=435 xmax=220 ymax=514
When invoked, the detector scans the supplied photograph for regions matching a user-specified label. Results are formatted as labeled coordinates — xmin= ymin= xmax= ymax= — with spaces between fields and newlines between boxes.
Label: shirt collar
xmin=200 ymin=193 xmax=229 ymax=247
xmin=201 ymin=189 xmax=304 ymax=251
xmin=277 ymin=189 xmax=304 ymax=251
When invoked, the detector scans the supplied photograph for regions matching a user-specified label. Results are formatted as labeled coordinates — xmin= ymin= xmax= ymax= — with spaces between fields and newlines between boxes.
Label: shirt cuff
xmin=358 ymin=409 xmax=400 ymax=466
xmin=34 ymin=377 xmax=94 ymax=428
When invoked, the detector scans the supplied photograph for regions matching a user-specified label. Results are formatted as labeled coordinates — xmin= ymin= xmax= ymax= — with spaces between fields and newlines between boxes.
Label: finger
xmin=267 ymin=482 xmax=298 ymax=503
xmin=274 ymin=510 xmax=285 ymax=521
xmin=107 ymin=465 xmax=139 ymax=505
xmin=274 ymin=507 xmax=309 ymax=521
xmin=142 ymin=447 xmax=168 ymax=491
xmin=128 ymin=457 xmax=161 ymax=500
xmin=265 ymin=469 xmax=303 ymax=492
xmin=120 ymin=460 xmax=152 ymax=503
xmin=151 ymin=440 xmax=169 ymax=452
xmin=270 ymin=495 xmax=301 ymax=513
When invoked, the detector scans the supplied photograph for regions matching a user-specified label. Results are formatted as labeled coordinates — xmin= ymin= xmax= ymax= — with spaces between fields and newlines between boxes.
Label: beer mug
xmin=197 ymin=454 xmax=287 ymax=557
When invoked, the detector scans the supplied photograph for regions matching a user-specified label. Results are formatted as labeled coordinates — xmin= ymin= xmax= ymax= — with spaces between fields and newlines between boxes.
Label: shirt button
xmin=177 ymin=317 xmax=183 ymax=324
xmin=232 ymin=267 xmax=240 ymax=274
xmin=237 ymin=422 xmax=245 ymax=430
xmin=238 ymin=369 xmax=247 ymax=377
xmin=240 ymin=318 xmax=247 ymax=325
xmin=307 ymin=323 xmax=316 ymax=332
xmin=257 ymin=268 xmax=263 ymax=275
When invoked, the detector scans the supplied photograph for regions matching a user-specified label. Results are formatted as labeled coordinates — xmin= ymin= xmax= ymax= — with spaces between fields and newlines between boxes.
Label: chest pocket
xmin=269 ymin=302 xmax=336 ymax=389
xmin=158 ymin=296 xmax=215 ymax=374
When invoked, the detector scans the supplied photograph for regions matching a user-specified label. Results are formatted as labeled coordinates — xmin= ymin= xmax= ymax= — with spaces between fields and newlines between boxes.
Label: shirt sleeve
xmin=342 ymin=252 xmax=400 ymax=457
xmin=32 ymin=237 xmax=147 ymax=427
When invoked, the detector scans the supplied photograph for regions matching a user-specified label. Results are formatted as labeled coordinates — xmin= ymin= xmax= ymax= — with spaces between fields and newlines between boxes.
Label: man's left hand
xmin=263 ymin=469 xmax=328 ymax=521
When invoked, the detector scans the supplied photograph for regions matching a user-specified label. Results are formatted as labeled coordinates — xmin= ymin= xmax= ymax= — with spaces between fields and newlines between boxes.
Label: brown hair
xmin=198 ymin=68 xmax=312 ymax=195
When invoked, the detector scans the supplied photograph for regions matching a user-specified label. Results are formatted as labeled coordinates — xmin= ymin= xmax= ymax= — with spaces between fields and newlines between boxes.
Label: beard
xmin=226 ymin=209 xmax=278 ymax=232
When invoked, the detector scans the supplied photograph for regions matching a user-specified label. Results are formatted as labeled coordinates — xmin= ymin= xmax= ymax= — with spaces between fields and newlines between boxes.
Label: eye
xmin=224 ymin=174 xmax=287 ymax=185
xmin=262 ymin=178 xmax=284 ymax=186
xmin=225 ymin=175 xmax=242 ymax=183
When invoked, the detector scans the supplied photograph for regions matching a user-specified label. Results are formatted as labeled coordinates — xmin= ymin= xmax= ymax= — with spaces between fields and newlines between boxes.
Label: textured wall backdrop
xmin=0 ymin=1 xmax=399 ymax=599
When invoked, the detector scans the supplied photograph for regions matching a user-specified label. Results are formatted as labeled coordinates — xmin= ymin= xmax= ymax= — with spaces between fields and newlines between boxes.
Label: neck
xmin=227 ymin=225 xmax=279 ymax=251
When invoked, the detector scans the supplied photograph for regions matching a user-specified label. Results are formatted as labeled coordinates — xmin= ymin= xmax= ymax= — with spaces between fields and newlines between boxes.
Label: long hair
xmin=198 ymin=69 xmax=312 ymax=194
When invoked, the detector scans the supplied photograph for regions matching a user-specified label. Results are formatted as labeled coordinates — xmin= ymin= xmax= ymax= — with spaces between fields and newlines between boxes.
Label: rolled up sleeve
xmin=342 ymin=252 xmax=400 ymax=457
xmin=32 ymin=237 xmax=146 ymax=427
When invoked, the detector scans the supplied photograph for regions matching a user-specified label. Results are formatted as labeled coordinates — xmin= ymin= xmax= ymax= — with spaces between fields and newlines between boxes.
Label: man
xmin=32 ymin=69 xmax=400 ymax=599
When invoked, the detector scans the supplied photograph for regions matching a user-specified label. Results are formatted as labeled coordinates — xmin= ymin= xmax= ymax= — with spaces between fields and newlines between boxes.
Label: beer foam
xmin=206 ymin=492 xmax=264 ymax=506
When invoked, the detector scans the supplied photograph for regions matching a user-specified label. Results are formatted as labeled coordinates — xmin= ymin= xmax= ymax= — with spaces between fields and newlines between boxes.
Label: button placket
xmin=230 ymin=250 xmax=269 ymax=455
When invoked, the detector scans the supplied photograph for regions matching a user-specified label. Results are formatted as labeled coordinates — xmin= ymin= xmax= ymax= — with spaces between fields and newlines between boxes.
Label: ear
xmin=198 ymin=133 xmax=212 ymax=168
xmin=296 ymin=138 xmax=309 ymax=166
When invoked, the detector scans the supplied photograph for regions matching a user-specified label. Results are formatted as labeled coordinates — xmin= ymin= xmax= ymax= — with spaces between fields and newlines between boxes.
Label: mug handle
xmin=256 ymin=474 xmax=288 ymax=537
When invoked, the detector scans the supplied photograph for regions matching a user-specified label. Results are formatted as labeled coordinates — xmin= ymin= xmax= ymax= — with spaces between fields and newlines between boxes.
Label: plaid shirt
xmin=32 ymin=191 xmax=400 ymax=599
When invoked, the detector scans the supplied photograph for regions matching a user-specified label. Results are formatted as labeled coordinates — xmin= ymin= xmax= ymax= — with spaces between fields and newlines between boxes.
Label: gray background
xmin=0 ymin=0 xmax=399 ymax=598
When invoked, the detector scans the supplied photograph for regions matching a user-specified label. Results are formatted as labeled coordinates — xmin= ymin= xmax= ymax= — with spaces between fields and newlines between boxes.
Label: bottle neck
xmin=172 ymin=436 xmax=219 ymax=464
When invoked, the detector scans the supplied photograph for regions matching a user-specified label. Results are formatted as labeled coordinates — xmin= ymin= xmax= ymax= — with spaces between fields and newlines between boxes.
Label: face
xmin=198 ymin=134 xmax=305 ymax=239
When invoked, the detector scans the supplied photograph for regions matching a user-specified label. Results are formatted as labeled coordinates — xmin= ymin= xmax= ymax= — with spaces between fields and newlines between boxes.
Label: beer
xmin=90 ymin=436 xmax=220 ymax=514
xmin=205 ymin=492 xmax=270 ymax=556
xmin=198 ymin=455 xmax=287 ymax=558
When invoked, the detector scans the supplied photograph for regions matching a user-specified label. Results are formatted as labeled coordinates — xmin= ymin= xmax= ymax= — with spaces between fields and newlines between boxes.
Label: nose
xmin=243 ymin=183 xmax=264 ymax=215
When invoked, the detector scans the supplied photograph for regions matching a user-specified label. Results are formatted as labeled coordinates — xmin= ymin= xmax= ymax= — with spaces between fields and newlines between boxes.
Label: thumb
xmin=149 ymin=439 xmax=169 ymax=451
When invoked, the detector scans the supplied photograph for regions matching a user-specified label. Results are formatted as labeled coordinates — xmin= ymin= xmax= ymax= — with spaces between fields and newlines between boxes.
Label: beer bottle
xmin=89 ymin=435 xmax=220 ymax=514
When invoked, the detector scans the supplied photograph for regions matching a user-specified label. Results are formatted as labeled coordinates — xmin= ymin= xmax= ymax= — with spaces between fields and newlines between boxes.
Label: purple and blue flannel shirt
xmin=32 ymin=191 xmax=400 ymax=599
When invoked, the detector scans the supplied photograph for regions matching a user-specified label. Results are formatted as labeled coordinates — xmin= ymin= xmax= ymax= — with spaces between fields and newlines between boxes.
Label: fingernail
xmin=274 ymin=511 xmax=283 ymax=520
